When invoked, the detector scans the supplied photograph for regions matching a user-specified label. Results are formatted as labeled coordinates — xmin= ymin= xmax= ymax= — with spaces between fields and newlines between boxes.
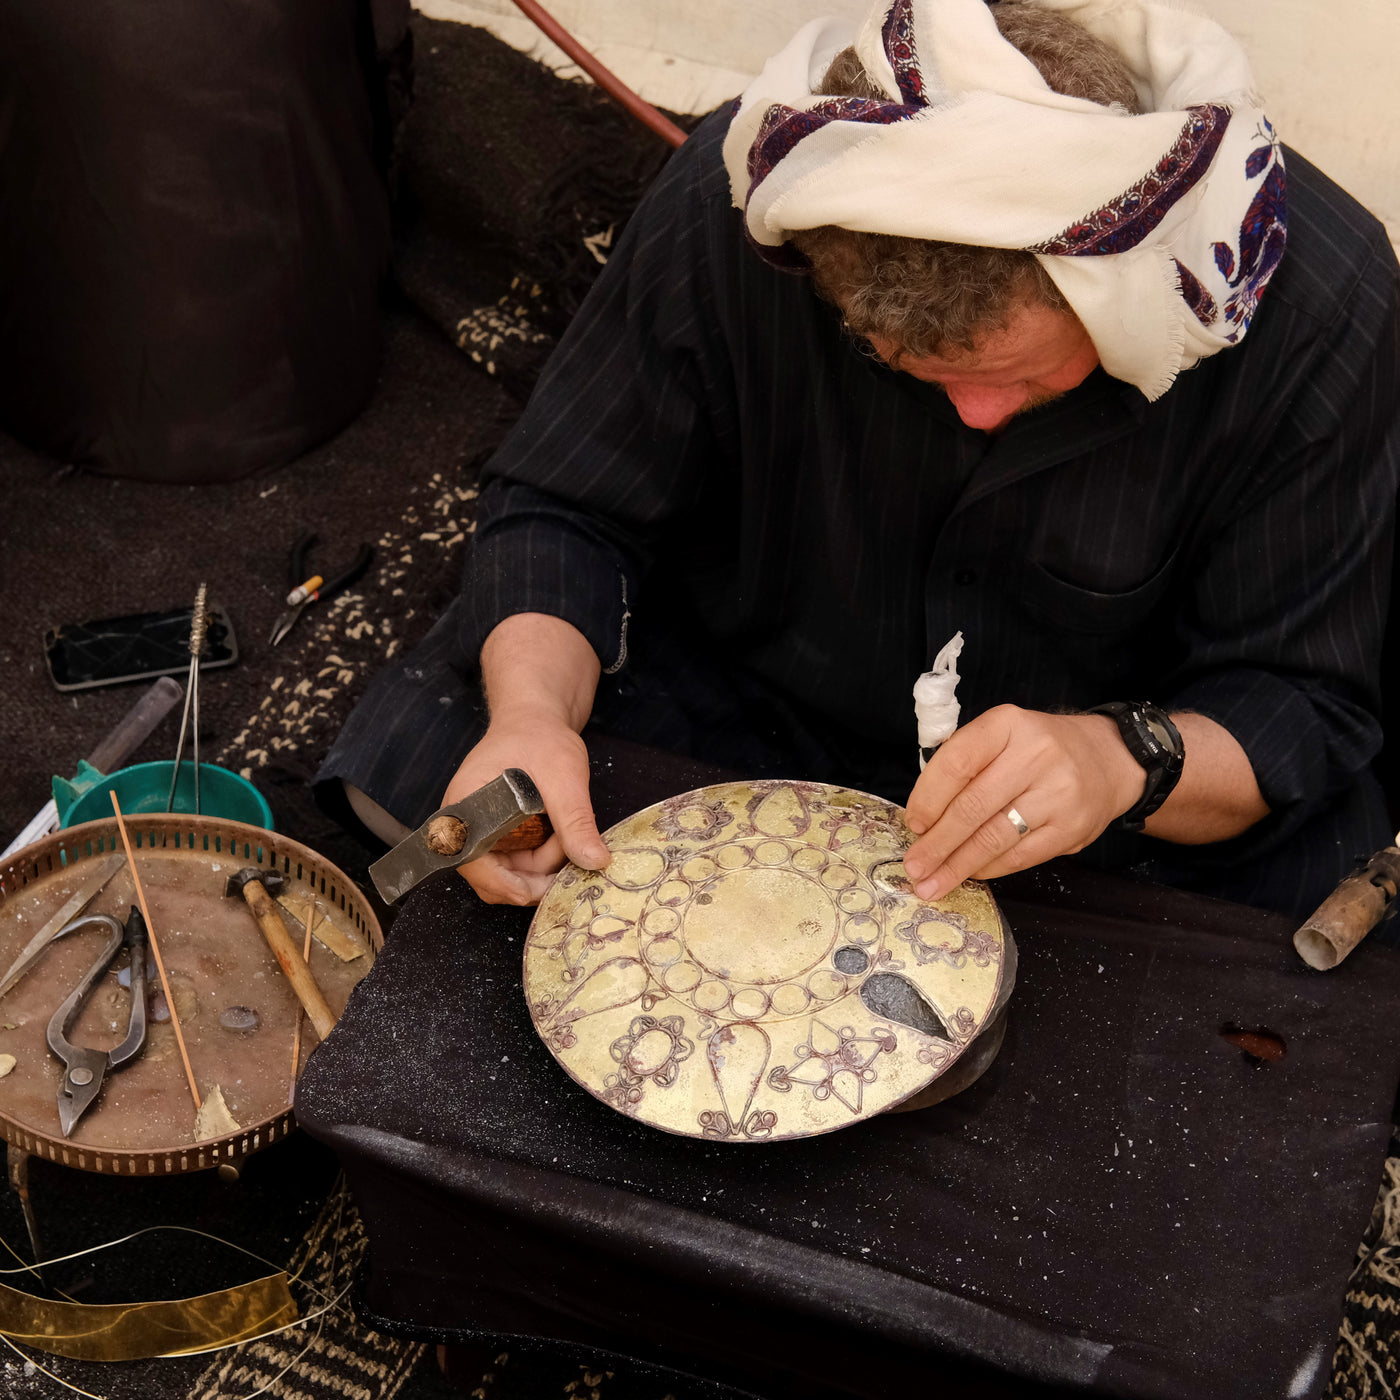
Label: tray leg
xmin=6 ymin=1145 xmax=44 ymax=1269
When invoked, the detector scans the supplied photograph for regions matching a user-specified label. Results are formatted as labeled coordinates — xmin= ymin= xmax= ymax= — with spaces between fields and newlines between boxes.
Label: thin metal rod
xmin=109 ymin=794 xmax=201 ymax=1112
xmin=164 ymin=678 xmax=194 ymax=812
xmin=190 ymin=585 xmax=208 ymax=816
xmin=287 ymin=904 xmax=318 ymax=1105
xmin=166 ymin=585 xmax=208 ymax=814
xmin=192 ymin=661 xmax=201 ymax=816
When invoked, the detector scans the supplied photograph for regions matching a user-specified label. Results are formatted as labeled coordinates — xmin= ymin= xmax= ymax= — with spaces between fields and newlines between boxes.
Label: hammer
xmin=225 ymin=869 xmax=337 ymax=1041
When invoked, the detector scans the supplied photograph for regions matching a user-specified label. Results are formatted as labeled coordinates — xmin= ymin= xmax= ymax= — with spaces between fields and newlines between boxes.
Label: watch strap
xmin=1086 ymin=701 xmax=1185 ymax=832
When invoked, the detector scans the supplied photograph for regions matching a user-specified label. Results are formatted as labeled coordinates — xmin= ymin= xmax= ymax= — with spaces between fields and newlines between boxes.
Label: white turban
xmin=722 ymin=0 xmax=1287 ymax=400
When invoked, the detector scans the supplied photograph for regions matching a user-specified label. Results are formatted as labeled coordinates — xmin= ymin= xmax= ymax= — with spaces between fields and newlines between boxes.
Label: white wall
xmin=416 ymin=0 xmax=1400 ymax=248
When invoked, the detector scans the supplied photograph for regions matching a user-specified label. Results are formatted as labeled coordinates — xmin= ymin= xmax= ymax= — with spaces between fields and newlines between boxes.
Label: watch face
xmin=1143 ymin=712 xmax=1182 ymax=758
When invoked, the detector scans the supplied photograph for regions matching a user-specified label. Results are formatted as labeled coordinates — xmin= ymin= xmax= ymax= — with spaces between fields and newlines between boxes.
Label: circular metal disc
xmin=525 ymin=780 xmax=1014 ymax=1142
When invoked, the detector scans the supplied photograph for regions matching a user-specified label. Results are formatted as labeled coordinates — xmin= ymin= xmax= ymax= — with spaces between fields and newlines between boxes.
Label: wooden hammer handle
xmin=238 ymin=880 xmax=337 ymax=1040
xmin=493 ymin=813 xmax=552 ymax=854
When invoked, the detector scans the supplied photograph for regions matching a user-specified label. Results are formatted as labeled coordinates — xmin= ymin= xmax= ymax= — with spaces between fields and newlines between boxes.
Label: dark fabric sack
xmin=0 ymin=0 xmax=404 ymax=482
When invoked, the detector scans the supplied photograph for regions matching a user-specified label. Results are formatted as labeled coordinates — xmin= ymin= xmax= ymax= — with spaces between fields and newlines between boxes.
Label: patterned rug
xmin=184 ymin=1177 xmax=748 ymax=1400
xmin=187 ymin=1181 xmax=424 ymax=1400
xmin=1330 ymin=1139 xmax=1400 ymax=1399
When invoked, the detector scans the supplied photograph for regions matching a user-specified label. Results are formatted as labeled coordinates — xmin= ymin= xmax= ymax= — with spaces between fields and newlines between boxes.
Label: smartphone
xmin=44 ymin=603 xmax=239 ymax=692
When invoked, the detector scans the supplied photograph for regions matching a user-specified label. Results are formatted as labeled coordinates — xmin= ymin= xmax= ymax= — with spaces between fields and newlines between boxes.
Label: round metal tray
xmin=0 ymin=816 xmax=381 ymax=1175
xmin=525 ymin=779 xmax=1014 ymax=1142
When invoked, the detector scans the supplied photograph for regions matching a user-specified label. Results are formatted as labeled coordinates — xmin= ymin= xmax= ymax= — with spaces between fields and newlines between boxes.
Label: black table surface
xmin=298 ymin=737 xmax=1400 ymax=1400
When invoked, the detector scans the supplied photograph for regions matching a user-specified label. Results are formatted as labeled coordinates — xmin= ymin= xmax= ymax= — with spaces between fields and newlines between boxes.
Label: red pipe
xmin=507 ymin=0 xmax=689 ymax=148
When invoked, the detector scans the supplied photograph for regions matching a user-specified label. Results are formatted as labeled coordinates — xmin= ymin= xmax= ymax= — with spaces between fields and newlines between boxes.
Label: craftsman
xmin=321 ymin=0 xmax=1400 ymax=920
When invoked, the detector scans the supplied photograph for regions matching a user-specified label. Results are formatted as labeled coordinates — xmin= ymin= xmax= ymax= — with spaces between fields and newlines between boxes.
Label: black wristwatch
xmin=1086 ymin=701 xmax=1185 ymax=831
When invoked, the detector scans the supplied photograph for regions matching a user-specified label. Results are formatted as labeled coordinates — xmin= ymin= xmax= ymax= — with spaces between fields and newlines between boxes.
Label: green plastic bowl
xmin=60 ymin=761 xmax=274 ymax=830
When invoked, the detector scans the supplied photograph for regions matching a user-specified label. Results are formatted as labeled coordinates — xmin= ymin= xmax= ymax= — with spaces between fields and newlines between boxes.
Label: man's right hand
xmin=443 ymin=613 xmax=611 ymax=906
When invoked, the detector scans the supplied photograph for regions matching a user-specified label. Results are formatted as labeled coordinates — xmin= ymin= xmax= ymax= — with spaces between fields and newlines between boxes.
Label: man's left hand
xmin=902 ymin=705 xmax=1144 ymax=901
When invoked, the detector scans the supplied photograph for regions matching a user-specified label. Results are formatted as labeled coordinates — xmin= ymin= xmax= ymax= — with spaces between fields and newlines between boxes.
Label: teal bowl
xmin=60 ymin=761 xmax=274 ymax=830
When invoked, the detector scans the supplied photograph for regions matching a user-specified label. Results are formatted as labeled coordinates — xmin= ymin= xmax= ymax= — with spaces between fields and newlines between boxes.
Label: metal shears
xmin=48 ymin=910 xmax=149 ymax=1136
xmin=268 ymin=531 xmax=374 ymax=647
xmin=0 ymin=908 xmax=150 ymax=1137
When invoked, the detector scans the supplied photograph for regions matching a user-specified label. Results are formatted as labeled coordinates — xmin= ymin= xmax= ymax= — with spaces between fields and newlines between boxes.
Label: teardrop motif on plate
xmin=859 ymin=972 xmax=950 ymax=1040
xmin=707 ymin=1021 xmax=771 ymax=1127
xmin=748 ymin=784 xmax=810 ymax=838
xmin=548 ymin=957 xmax=650 ymax=1027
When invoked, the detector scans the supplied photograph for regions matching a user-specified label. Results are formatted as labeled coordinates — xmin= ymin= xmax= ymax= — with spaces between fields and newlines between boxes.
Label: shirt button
xmin=954 ymin=569 xmax=978 ymax=586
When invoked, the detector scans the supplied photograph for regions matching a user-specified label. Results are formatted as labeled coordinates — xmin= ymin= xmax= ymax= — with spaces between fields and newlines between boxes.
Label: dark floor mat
xmin=394 ymin=16 xmax=696 ymax=399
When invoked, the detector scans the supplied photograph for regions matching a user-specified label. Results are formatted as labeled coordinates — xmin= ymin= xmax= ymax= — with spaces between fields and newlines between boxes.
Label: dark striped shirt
xmin=456 ymin=110 xmax=1400 ymax=901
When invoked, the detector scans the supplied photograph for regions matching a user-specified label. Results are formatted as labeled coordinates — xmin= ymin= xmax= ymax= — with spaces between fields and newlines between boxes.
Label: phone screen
xmin=44 ymin=604 xmax=239 ymax=692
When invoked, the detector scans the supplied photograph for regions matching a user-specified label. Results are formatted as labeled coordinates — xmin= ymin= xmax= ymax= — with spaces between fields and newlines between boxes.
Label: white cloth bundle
xmin=721 ymin=0 xmax=1286 ymax=401
xmin=914 ymin=631 xmax=964 ymax=768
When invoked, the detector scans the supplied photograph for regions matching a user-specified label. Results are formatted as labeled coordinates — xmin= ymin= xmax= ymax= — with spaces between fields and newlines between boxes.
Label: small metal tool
xmin=269 ymin=533 xmax=373 ymax=647
xmin=47 ymin=910 xmax=148 ymax=1137
xmin=225 ymin=868 xmax=337 ymax=1041
xmin=369 ymin=769 xmax=552 ymax=904
xmin=165 ymin=583 xmax=210 ymax=814
xmin=0 ymin=852 xmax=127 ymax=1001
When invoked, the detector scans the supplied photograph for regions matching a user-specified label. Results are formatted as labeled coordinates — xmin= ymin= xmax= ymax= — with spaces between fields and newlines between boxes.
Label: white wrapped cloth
xmin=914 ymin=631 xmax=965 ymax=768
xmin=721 ymin=0 xmax=1287 ymax=402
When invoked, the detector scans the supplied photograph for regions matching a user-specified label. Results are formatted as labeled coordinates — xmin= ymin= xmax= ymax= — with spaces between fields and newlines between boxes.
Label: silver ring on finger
xmin=1005 ymin=806 xmax=1030 ymax=838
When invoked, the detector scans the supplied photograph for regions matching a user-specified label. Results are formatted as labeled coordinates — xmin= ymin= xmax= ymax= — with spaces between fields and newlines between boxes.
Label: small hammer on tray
xmin=225 ymin=869 xmax=337 ymax=1040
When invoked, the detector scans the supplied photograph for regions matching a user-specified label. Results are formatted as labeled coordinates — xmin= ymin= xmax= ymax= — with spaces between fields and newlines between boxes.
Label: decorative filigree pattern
xmin=653 ymin=795 xmax=734 ymax=844
xmin=768 ymin=1021 xmax=899 ymax=1114
xmin=609 ymin=1015 xmax=694 ymax=1089
xmin=601 ymin=1014 xmax=694 ymax=1113
xmin=698 ymin=1107 xmax=780 ymax=1141
xmin=524 ymin=781 xmax=1011 ymax=1142
xmin=893 ymin=906 xmax=1001 ymax=969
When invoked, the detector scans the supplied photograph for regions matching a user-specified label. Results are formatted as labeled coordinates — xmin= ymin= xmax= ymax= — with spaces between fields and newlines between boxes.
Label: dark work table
xmin=298 ymin=737 xmax=1400 ymax=1400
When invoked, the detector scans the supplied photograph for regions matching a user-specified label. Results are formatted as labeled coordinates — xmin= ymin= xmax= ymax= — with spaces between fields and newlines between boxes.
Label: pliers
xmin=43 ymin=910 xmax=148 ymax=1137
xmin=269 ymin=531 xmax=374 ymax=647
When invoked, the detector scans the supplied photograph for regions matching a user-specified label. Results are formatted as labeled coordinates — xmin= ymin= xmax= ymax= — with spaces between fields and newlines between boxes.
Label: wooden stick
xmin=110 ymin=794 xmax=201 ymax=1112
xmin=287 ymin=904 xmax=317 ymax=1104
xmin=236 ymin=880 xmax=337 ymax=1040
xmin=506 ymin=0 xmax=687 ymax=148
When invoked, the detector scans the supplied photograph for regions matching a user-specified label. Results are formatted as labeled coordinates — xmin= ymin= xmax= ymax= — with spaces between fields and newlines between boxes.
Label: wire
xmin=0 ymin=1333 xmax=107 ymax=1400
xmin=0 ymin=1227 xmax=81 ymax=1302
xmin=189 ymin=1178 xmax=357 ymax=1400
xmin=506 ymin=0 xmax=688 ymax=148
xmin=0 ymin=1222 xmax=324 ymax=1297
xmin=0 ymin=1181 xmax=361 ymax=1394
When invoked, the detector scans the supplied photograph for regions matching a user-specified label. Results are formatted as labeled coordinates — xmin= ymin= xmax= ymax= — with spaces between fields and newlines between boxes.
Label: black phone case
xmin=43 ymin=604 xmax=239 ymax=692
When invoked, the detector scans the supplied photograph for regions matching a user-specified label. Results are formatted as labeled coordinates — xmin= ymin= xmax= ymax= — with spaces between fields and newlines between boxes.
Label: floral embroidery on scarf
xmin=1214 ymin=121 xmax=1287 ymax=339
xmin=1032 ymin=105 xmax=1231 ymax=256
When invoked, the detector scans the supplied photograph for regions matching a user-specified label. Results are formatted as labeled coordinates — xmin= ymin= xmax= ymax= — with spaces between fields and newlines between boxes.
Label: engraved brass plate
xmin=525 ymin=780 xmax=1014 ymax=1142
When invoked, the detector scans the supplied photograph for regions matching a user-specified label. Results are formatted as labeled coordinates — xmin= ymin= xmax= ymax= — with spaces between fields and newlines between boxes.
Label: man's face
xmin=862 ymin=302 xmax=1101 ymax=433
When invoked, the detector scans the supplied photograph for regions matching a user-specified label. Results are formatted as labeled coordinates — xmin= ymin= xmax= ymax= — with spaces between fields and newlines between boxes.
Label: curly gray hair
xmin=790 ymin=2 xmax=1143 ymax=359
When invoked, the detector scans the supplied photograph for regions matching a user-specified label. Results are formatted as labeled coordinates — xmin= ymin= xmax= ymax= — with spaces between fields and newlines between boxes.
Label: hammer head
xmin=225 ymin=867 xmax=287 ymax=899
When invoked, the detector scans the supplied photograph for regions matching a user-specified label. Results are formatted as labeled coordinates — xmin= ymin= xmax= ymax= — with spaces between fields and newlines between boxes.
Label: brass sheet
xmin=0 ymin=1270 xmax=296 ymax=1360
xmin=276 ymin=895 xmax=365 ymax=962
xmin=525 ymin=780 xmax=1014 ymax=1142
